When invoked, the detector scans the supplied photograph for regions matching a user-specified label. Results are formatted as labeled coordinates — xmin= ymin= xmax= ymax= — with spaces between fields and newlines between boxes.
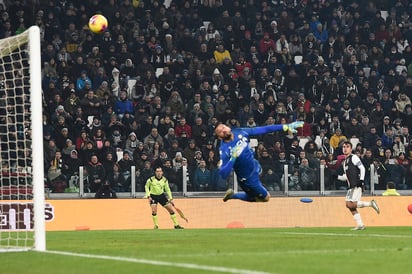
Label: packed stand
xmin=1 ymin=0 xmax=412 ymax=194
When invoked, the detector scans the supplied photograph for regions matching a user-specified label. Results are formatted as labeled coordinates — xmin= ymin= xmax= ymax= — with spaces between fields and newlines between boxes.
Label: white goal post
xmin=0 ymin=26 xmax=45 ymax=252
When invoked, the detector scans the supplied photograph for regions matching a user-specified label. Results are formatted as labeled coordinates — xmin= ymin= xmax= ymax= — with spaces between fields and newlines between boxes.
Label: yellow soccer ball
xmin=88 ymin=14 xmax=108 ymax=34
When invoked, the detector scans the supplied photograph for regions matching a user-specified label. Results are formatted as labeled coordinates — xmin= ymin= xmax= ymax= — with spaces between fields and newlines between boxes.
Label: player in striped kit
xmin=338 ymin=141 xmax=380 ymax=230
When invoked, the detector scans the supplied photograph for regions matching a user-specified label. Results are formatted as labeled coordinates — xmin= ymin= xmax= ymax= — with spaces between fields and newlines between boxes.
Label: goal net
xmin=0 ymin=26 xmax=45 ymax=251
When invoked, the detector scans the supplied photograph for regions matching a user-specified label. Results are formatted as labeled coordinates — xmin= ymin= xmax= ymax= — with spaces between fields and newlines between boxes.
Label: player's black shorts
xmin=150 ymin=193 xmax=169 ymax=206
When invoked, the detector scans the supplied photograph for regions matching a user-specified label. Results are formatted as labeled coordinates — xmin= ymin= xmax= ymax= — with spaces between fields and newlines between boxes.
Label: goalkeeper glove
xmin=230 ymin=145 xmax=241 ymax=159
xmin=283 ymin=121 xmax=304 ymax=134
xmin=230 ymin=142 xmax=247 ymax=160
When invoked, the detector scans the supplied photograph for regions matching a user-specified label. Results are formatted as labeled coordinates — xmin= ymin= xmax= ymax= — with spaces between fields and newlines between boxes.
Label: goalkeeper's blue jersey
xmin=218 ymin=125 xmax=284 ymax=181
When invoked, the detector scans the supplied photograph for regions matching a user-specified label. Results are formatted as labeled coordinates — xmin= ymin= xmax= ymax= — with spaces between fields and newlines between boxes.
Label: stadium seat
xmin=299 ymin=137 xmax=310 ymax=149
xmin=164 ymin=0 xmax=173 ymax=8
xmin=116 ymin=151 xmax=123 ymax=163
xmin=127 ymin=79 xmax=136 ymax=99
xmin=203 ymin=21 xmax=211 ymax=29
xmin=87 ymin=116 xmax=94 ymax=126
xmin=380 ymin=10 xmax=388 ymax=21
xmin=350 ymin=137 xmax=360 ymax=148
xmin=249 ymin=138 xmax=258 ymax=148
xmin=314 ymin=135 xmax=322 ymax=149
xmin=155 ymin=68 xmax=163 ymax=78
xmin=362 ymin=67 xmax=371 ymax=78
xmin=294 ymin=55 xmax=303 ymax=64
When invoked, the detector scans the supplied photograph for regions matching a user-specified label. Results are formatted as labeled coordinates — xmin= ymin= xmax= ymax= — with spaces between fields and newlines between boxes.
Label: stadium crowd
xmin=2 ymin=0 xmax=412 ymax=194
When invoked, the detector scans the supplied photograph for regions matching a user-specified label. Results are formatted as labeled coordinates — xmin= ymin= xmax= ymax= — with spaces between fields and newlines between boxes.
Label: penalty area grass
xmin=1 ymin=227 xmax=412 ymax=274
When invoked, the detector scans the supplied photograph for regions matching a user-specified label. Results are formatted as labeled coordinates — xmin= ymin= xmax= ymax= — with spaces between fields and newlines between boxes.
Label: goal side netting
xmin=0 ymin=26 xmax=45 ymax=252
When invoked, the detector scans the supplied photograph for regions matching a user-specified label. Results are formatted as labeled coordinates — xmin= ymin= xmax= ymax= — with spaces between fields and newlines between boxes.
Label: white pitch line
xmin=153 ymin=247 xmax=412 ymax=258
xmin=45 ymin=250 xmax=274 ymax=274
xmin=279 ymin=231 xmax=412 ymax=238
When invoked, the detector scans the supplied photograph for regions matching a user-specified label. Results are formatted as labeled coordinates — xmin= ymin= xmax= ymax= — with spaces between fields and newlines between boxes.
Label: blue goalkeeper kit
xmin=219 ymin=125 xmax=284 ymax=201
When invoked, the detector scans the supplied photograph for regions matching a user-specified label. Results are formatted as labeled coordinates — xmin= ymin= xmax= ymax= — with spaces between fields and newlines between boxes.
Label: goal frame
xmin=30 ymin=26 xmax=46 ymax=252
xmin=0 ymin=26 xmax=45 ymax=252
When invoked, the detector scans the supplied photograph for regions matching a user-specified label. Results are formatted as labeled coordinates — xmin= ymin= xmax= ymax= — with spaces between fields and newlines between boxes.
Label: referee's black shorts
xmin=150 ymin=193 xmax=169 ymax=206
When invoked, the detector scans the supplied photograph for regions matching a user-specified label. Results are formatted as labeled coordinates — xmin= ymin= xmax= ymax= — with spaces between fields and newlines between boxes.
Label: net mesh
xmin=0 ymin=28 xmax=36 ymax=251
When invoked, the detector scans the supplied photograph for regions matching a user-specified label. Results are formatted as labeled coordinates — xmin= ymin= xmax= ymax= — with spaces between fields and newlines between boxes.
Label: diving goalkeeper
xmin=215 ymin=121 xmax=303 ymax=202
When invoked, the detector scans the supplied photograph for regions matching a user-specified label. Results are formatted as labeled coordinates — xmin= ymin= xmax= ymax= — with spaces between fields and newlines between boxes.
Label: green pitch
xmin=1 ymin=227 xmax=412 ymax=274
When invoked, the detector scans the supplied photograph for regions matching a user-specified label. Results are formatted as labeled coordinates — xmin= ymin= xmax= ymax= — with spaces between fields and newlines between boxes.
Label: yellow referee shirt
xmin=145 ymin=176 xmax=172 ymax=199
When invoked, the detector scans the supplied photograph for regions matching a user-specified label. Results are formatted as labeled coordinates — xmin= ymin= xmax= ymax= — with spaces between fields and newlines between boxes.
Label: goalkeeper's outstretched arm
xmin=241 ymin=121 xmax=304 ymax=136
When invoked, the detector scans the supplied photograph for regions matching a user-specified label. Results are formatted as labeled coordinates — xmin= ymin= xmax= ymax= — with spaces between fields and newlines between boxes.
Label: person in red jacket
xmin=174 ymin=117 xmax=192 ymax=139
xmin=296 ymin=93 xmax=312 ymax=113
xmin=295 ymin=116 xmax=313 ymax=137
xmin=258 ymin=32 xmax=276 ymax=55
xmin=234 ymin=55 xmax=253 ymax=77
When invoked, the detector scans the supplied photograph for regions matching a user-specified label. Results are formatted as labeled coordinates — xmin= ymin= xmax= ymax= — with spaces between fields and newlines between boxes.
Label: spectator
xmin=86 ymin=154 xmax=106 ymax=193
xmin=95 ymin=81 xmax=110 ymax=99
xmin=148 ymin=141 xmax=163 ymax=163
xmin=186 ymin=101 xmax=205 ymax=124
xmin=183 ymin=140 xmax=199 ymax=166
xmin=166 ymin=91 xmax=185 ymax=116
xmin=344 ymin=117 xmax=363 ymax=140
xmin=298 ymin=158 xmax=316 ymax=190
xmin=393 ymin=135 xmax=406 ymax=157
xmin=66 ymin=148 xmax=82 ymax=179
xmin=363 ymin=127 xmax=380 ymax=149
xmin=166 ymin=139 xmax=182 ymax=159
xmin=106 ymin=163 xmax=127 ymax=193
xmin=61 ymin=138 xmax=76 ymax=161
xmin=213 ymin=44 xmax=232 ymax=64
xmin=64 ymin=89 xmax=81 ymax=116
xmin=258 ymin=149 xmax=276 ymax=175
xmin=381 ymin=128 xmax=395 ymax=149
xmin=330 ymin=128 xmax=347 ymax=150
xmin=76 ymin=70 xmax=92 ymax=92
xmin=382 ymin=181 xmax=401 ymax=196
xmin=172 ymin=151 xmax=186 ymax=171
xmin=114 ymin=90 xmax=134 ymax=119
xmin=117 ymin=149 xmax=134 ymax=177
xmin=162 ymin=159 xmax=179 ymax=192
xmin=133 ymin=147 xmax=149 ymax=168
xmin=80 ymin=90 xmax=102 ymax=118
xmin=400 ymin=125 xmax=412 ymax=148
xmin=193 ymin=160 xmax=211 ymax=191
xmin=144 ymin=127 xmax=164 ymax=150
xmin=175 ymin=117 xmax=192 ymax=139
xmin=158 ymin=115 xmax=175 ymax=137
xmin=393 ymin=119 xmax=403 ymax=136
xmin=55 ymin=127 xmax=73 ymax=151
xmin=95 ymin=175 xmax=117 ymax=199
xmin=124 ymin=132 xmax=139 ymax=156
xmin=47 ymin=151 xmax=68 ymax=193
xmin=395 ymin=93 xmax=411 ymax=113
xmin=192 ymin=117 xmax=209 ymax=144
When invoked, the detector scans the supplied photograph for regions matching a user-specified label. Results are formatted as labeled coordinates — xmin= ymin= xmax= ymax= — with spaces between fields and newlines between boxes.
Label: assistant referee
xmin=145 ymin=167 xmax=184 ymax=229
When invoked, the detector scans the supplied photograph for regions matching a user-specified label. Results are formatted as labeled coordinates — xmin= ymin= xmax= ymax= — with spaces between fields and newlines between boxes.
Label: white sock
xmin=353 ymin=213 xmax=364 ymax=227
xmin=357 ymin=201 xmax=371 ymax=208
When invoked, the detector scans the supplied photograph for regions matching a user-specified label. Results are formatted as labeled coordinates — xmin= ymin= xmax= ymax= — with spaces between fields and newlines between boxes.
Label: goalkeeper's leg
xmin=223 ymin=178 xmax=270 ymax=202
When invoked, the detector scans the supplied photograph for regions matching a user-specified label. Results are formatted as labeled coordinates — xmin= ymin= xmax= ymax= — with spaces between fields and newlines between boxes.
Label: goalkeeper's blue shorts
xmin=238 ymin=163 xmax=268 ymax=200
